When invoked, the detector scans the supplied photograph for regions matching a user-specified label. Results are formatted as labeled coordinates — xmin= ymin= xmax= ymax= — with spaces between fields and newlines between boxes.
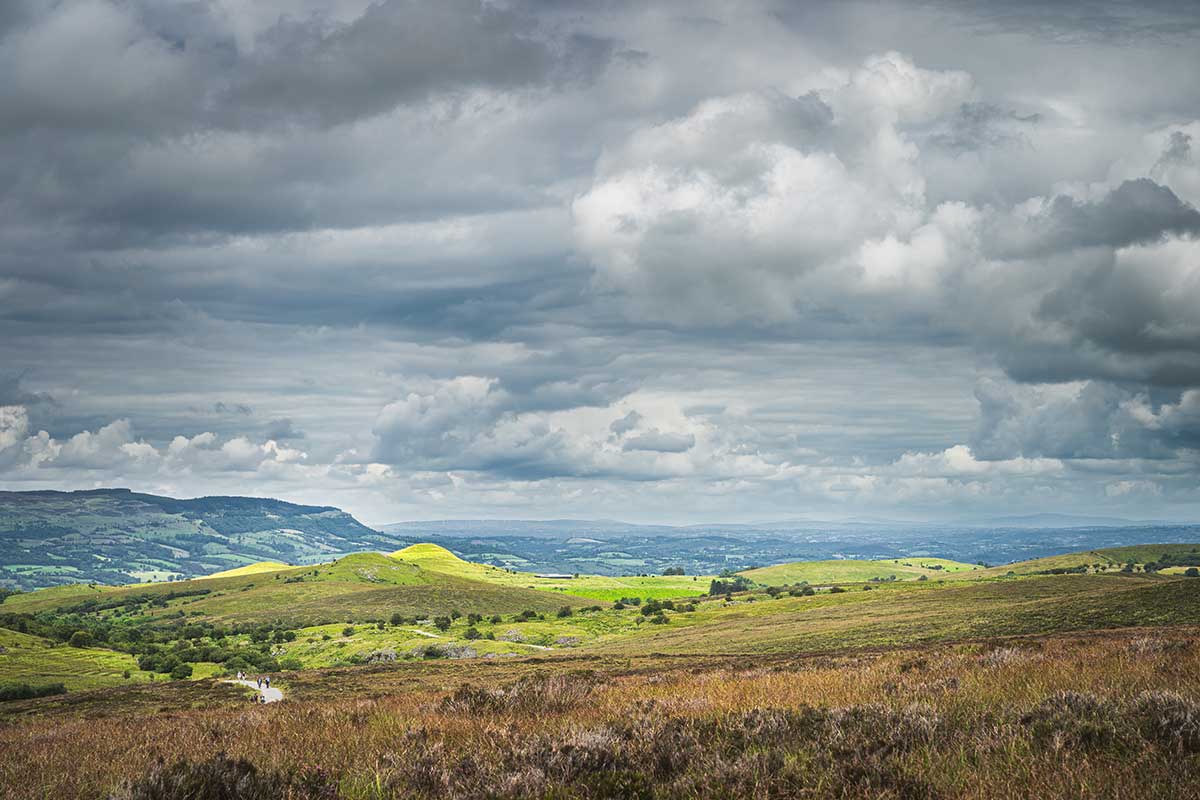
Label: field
xmin=3 ymin=543 xmax=1200 ymax=798
xmin=739 ymin=556 xmax=981 ymax=585
xmin=3 ymin=629 xmax=1200 ymax=798
xmin=391 ymin=543 xmax=712 ymax=600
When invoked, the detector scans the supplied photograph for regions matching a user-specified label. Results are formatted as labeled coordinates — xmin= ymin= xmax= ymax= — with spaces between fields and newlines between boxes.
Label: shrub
xmin=0 ymin=682 xmax=67 ymax=702
xmin=390 ymin=612 xmax=404 ymax=625
xmin=557 ymin=606 xmax=573 ymax=618
xmin=1021 ymin=691 xmax=1127 ymax=752
xmin=649 ymin=613 xmax=669 ymax=625
xmin=68 ymin=630 xmax=94 ymax=648
xmin=341 ymin=626 xmax=355 ymax=637
xmin=489 ymin=615 xmax=502 ymax=624
xmin=113 ymin=754 xmax=337 ymax=800
xmin=1186 ymin=567 xmax=1200 ymax=578
xmin=463 ymin=627 xmax=481 ymax=640
xmin=441 ymin=673 xmax=601 ymax=715
xmin=1133 ymin=690 xmax=1200 ymax=753
xmin=433 ymin=616 xmax=452 ymax=631
xmin=277 ymin=657 xmax=303 ymax=671
xmin=829 ymin=586 xmax=846 ymax=594
xmin=169 ymin=663 xmax=193 ymax=680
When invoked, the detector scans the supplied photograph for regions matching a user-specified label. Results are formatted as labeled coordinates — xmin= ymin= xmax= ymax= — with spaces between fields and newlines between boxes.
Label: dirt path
xmin=227 ymin=678 xmax=283 ymax=703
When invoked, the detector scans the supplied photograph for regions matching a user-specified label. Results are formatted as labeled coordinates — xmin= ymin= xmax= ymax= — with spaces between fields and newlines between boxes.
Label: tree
xmin=662 ymin=567 xmax=685 ymax=576
xmin=390 ymin=612 xmax=404 ymax=626
xmin=68 ymin=630 xmax=94 ymax=648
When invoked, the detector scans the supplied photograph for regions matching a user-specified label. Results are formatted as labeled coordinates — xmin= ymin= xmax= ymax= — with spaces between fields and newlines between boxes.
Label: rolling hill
xmin=0 ymin=489 xmax=406 ymax=590
xmin=738 ymin=556 xmax=981 ymax=585
xmin=0 ymin=550 xmax=587 ymax=626
xmin=391 ymin=543 xmax=712 ymax=600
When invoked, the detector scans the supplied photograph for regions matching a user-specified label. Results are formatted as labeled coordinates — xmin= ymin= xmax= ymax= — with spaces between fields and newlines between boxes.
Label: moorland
xmin=2 ymin=539 xmax=1200 ymax=798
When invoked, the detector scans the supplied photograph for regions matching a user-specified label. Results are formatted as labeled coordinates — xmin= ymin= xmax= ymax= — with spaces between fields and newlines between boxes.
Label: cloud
xmin=621 ymin=430 xmax=696 ymax=453
xmin=3 ymin=1 xmax=1200 ymax=522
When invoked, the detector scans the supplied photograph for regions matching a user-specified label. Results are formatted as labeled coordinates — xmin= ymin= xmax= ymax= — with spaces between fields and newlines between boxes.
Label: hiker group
xmin=235 ymin=670 xmax=272 ymax=703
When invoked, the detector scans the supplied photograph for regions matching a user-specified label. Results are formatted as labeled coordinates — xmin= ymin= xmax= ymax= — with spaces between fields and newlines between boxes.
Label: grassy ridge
xmin=740 ymin=556 xmax=980 ymax=585
xmin=590 ymin=573 xmax=1200 ymax=656
xmin=392 ymin=543 xmax=712 ymax=600
xmin=0 ymin=628 xmax=149 ymax=690
xmin=196 ymin=561 xmax=292 ymax=580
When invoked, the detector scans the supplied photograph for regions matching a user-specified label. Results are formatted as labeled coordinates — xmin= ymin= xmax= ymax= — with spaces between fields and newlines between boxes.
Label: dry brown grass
xmin=3 ymin=629 xmax=1200 ymax=799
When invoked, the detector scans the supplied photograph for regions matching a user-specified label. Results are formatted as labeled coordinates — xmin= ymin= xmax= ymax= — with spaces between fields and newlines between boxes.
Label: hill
xmin=739 ymin=557 xmax=981 ymax=586
xmin=392 ymin=543 xmax=711 ymax=600
xmin=196 ymin=561 xmax=292 ymax=580
xmin=969 ymin=543 xmax=1200 ymax=578
xmin=1 ymin=550 xmax=585 ymax=626
xmin=0 ymin=489 xmax=404 ymax=590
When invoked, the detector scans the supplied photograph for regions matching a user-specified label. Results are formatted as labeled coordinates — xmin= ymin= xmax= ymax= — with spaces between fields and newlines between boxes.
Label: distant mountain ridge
xmin=0 ymin=488 xmax=404 ymax=591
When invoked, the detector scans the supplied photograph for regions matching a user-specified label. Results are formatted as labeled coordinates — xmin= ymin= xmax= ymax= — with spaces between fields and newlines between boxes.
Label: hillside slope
xmin=739 ymin=557 xmax=981 ymax=585
xmin=0 ymin=489 xmax=405 ymax=590
xmin=2 ymin=551 xmax=587 ymax=625
xmin=966 ymin=543 xmax=1200 ymax=579
xmin=392 ymin=543 xmax=712 ymax=600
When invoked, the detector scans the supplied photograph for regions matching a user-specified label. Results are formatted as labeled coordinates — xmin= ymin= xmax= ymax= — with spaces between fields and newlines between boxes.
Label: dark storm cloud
xmin=221 ymin=0 xmax=586 ymax=128
xmin=1001 ymin=179 xmax=1200 ymax=257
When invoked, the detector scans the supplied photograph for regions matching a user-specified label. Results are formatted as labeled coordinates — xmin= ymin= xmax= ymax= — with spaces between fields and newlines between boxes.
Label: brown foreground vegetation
xmin=4 ymin=628 xmax=1200 ymax=799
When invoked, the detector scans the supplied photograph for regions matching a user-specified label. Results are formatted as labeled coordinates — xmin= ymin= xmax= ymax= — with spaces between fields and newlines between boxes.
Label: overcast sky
xmin=2 ymin=0 xmax=1200 ymax=525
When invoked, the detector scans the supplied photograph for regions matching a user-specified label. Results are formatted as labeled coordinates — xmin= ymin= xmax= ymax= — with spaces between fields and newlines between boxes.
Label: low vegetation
xmin=4 ymin=631 xmax=1199 ymax=798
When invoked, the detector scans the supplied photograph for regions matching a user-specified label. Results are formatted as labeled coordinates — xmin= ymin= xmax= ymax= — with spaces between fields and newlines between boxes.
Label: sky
xmin=2 ymin=0 xmax=1200 ymax=525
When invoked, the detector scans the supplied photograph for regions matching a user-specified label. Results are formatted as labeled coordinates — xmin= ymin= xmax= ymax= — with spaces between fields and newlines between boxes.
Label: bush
xmin=170 ymin=663 xmax=193 ymax=680
xmin=68 ymin=630 xmax=94 ymax=648
xmin=463 ymin=627 xmax=481 ymax=640
xmin=440 ymin=673 xmax=601 ymax=715
xmin=1134 ymin=690 xmax=1200 ymax=753
xmin=433 ymin=616 xmax=452 ymax=631
xmin=829 ymin=586 xmax=846 ymax=594
xmin=1186 ymin=567 xmax=1200 ymax=578
xmin=390 ymin=612 xmax=404 ymax=625
xmin=649 ymin=613 xmax=669 ymax=625
xmin=1021 ymin=691 xmax=1127 ymax=752
xmin=0 ymin=682 xmax=67 ymax=702
xmin=557 ymin=606 xmax=573 ymax=618
xmin=278 ymin=657 xmax=303 ymax=671
xmin=489 ymin=615 xmax=502 ymax=624
xmin=113 ymin=754 xmax=337 ymax=800
xmin=341 ymin=626 xmax=355 ymax=637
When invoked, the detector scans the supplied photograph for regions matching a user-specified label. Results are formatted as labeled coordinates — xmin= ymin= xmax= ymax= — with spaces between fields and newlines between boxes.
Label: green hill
xmin=392 ymin=543 xmax=711 ymax=600
xmin=1 ymin=551 xmax=585 ymax=626
xmin=740 ymin=556 xmax=981 ymax=586
xmin=0 ymin=627 xmax=152 ymax=690
xmin=197 ymin=561 xmax=292 ymax=580
xmin=968 ymin=543 xmax=1200 ymax=578
xmin=0 ymin=489 xmax=402 ymax=591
